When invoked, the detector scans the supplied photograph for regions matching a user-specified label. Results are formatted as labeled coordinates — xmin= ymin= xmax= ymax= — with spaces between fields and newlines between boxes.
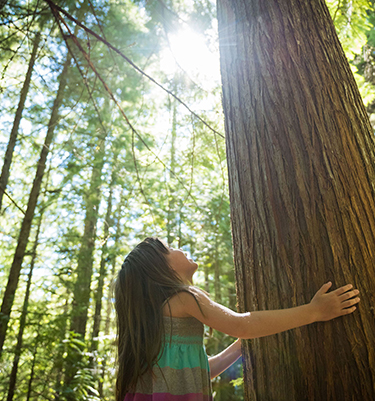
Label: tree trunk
xmin=217 ymin=1 xmax=375 ymax=400
xmin=6 ymin=162 xmax=51 ymax=400
xmin=0 ymin=52 xmax=71 ymax=358
xmin=204 ymin=263 xmax=210 ymax=294
xmin=64 ymin=128 xmax=107 ymax=394
xmin=0 ymin=31 xmax=41 ymax=212
xmin=6 ymin=210 xmax=43 ymax=401
xmin=89 ymin=160 xmax=116 ymax=364
xmin=69 ymin=139 xmax=106 ymax=336
xmin=53 ymin=298 xmax=69 ymax=400
xmin=167 ymin=94 xmax=177 ymax=244
xmin=26 ymin=322 xmax=40 ymax=401
xmin=99 ymin=188 xmax=124 ymax=397
xmin=213 ymin=235 xmax=221 ymax=303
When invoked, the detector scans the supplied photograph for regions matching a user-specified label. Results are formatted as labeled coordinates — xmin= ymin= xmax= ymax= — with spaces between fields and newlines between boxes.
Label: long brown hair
xmin=114 ymin=237 xmax=193 ymax=401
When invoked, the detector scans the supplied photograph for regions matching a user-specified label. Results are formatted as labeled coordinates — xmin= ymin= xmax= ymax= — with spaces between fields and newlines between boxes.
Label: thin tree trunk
xmin=0 ymin=31 xmax=41 ymax=212
xmin=69 ymin=136 xmax=106 ymax=337
xmin=213 ymin=235 xmax=221 ymax=303
xmin=177 ymin=199 xmax=182 ymax=248
xmin=167 ymin=93 xmax=177 ymax=244
xmin=26 ymin=322 xmax=40 ymax=401
xmin=6 ymin=154 xmax=51 ymax=401
xmin=99 ymin=188 xmax=124 ymax=397
xmin=64 ymin=129 xmax=107 ymax=393
xmin=227 ymin=277 xmax=236 ymax=310
xmin=6 ymin=210 xmax=43 ymax=401
xmin=89 ymin=160 xmax=116 ymax=364
xmin=0 ymin=52 xmax=71 ymax=358
xmin=217 ymin=0 xmax=375 ymax=400
xmin=204 ymin=264 xmax=210 ymax=294
xmin=53 ymin=298 xmax=69 ymax=400
xmin=98 ymin=293 xmax=113 ymax=397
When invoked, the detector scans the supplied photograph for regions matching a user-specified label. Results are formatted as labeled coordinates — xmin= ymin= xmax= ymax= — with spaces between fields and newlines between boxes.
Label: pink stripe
xmin=125 ymin=393 xmax=213 ymax=401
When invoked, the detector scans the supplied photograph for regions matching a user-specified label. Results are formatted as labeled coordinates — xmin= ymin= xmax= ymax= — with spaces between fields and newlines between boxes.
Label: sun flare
xmin=160 ymin=27 xmax=220 ymax=89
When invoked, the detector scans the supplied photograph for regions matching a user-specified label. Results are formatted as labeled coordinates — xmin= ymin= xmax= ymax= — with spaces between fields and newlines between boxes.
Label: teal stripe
xmin=157 ymin=344 xmax=210 ymax=370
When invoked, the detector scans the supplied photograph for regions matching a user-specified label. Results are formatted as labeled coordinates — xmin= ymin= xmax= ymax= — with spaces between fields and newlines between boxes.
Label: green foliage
xmin=327 ymin=0 xmax=375 ymax=107
xmin=230 ymin=377 xmax=244 ymax=387
xmin=327 ymin=0 xmax=372 ymax=59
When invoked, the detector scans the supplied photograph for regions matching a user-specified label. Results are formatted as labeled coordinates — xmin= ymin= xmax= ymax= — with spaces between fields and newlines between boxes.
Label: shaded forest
xmin=0 ymin=0 xmax=374 ymax=400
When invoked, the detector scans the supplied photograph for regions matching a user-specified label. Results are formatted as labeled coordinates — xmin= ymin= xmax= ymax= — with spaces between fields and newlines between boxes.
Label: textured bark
xmin=0 ymin=31 xmax=41 ymax=212
xmin=0 ymin=53 xmax=71 ymax=358
xmin=217 ymin=1 xmax=375 ymax=400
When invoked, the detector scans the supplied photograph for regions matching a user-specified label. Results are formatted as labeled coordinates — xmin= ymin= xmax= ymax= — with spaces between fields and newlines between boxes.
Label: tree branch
xmin=43 ymin=0 xmax=225 ymax=139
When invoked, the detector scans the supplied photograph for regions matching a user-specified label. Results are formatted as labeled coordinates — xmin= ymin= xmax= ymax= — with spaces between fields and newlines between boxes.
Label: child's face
xmin=166 ymin=247 xmax=198 ymax=284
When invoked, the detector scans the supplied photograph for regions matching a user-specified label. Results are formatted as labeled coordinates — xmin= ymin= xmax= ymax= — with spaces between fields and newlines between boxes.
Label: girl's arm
xmin=208 ymin=339 xmax=242 ymax=379
xmin=177 ymin=282 xmax=360 ymax=339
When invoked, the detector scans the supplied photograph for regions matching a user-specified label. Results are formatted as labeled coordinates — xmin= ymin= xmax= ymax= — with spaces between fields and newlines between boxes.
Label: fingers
xmin=339 ymin=289 xmax=359 ymax=301
xmin=334 ymin=283 xmax=354 ymax=295
xmin=341 ymin=297 xmax=360 ymax=308
xmin=341 ymin=306 xmax=357 ymax=315
xmin=317 ymin=281 xmax=332 ymax=294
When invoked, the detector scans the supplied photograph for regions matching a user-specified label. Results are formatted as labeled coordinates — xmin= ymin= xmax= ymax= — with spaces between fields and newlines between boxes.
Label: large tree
xmin=217 ymin=0 xmax=375 ymax=400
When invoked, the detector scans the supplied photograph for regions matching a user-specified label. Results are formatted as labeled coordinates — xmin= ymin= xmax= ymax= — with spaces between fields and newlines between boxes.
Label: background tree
xmin=0 ymin=29 xmax=41 ymax=212
xmin=217 ymin=0 xmax=375 ymax=400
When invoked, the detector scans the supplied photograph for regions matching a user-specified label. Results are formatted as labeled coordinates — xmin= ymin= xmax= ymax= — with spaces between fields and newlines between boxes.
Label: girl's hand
xmin=310 ymin=282 xmax=360 ymax=322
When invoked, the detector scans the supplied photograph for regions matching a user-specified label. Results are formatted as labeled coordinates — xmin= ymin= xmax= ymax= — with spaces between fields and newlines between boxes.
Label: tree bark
xmin=217 ymin=1 xmax=375 ymax=400
xmin=167 ymin=93 xmax=177 ymax=244
xmin=64 ymin=127 xmax=107 ymax=394
xmin=53 ymin=298 xmax=69 ymax=400
xmin=26 ymin=322 xmax=40 ymax=401
xmin=89 ymin=191 xmax=112 ymax=351
xmin=89 ymin=158 xmax=116 ymax=364
xmin=98 ymin=188 xmax=124 ymax=397
xmin=6 ymin=210 xmax=43 ymax=401
xmin=0 ymin=53 xmax=71 ymax=358
xmin=69 ymin=138 xmax=106 ymax=336
xmin=213 ymin=235 xmax=221 ymax=303
xmin=0 ymin=31 xmax=41 ymax=212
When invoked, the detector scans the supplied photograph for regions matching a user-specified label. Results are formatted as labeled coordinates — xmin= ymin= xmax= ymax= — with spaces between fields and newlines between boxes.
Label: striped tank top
xmin=124 ymin=316 xmax=213 ymax=401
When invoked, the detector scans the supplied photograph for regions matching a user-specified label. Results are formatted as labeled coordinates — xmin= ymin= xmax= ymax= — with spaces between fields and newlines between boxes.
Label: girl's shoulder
xmin=162 ymin=287 xmax=209 ymax=318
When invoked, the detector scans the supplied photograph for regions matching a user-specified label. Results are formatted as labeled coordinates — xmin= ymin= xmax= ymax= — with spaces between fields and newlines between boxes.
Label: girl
xmin=114 ymin=237 xmax=360 ymax=401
